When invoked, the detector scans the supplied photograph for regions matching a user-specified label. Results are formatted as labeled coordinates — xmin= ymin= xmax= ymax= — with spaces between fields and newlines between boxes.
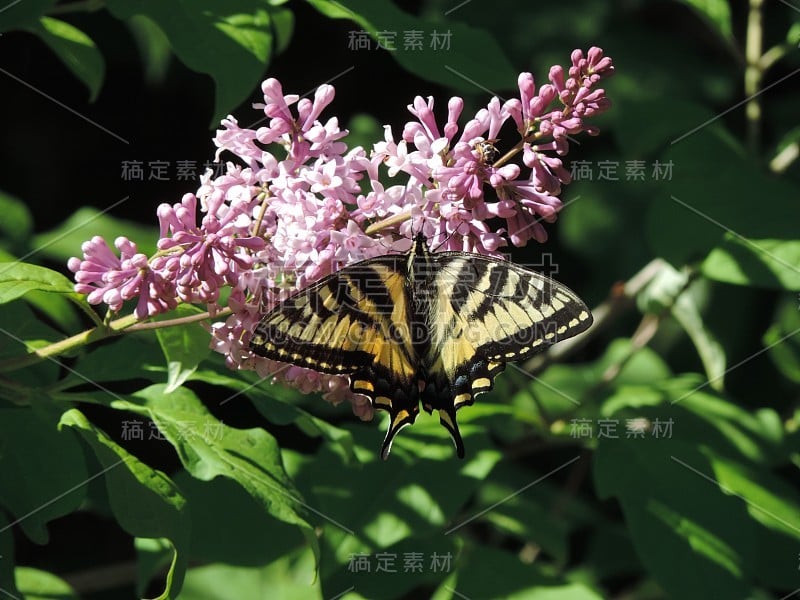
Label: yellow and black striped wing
xmin=249 ymin=254 xmax=421 ymax=458
xmin=421 ymin=252 xmax=593 ymax=456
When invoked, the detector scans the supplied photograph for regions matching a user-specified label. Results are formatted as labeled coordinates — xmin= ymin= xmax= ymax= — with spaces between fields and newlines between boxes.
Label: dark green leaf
xmin=601 ymin=379 xmax=784 ymax=466
xmin=154 ymin=304 xmax=211 ymax=393
xmin=0 ymin=0 xmax=55 ymax=31
xmin=595 ymin=437 xmax=756 ymax=599
xmin=128 ymin=15 xmax=173 ymax=84
xmin=291 ymin=419 xmax=501 ymax=590
xmin=59 ymin=408 xmax=188 ymax=600
xmin=0 ymin=512 xmax=20 ymax=598
xmin=270 ymin=6 xmax=294 ymax=54
xmin=21 ymin=290 xmax=82 ymax=333
xmin=647 ymin=129 xmax=800 ymax=290
xmin=172 ymin=471 xmax=305 ymax=565
xmin=0 ymin=407 xmax=87 ymax=544
xmin=31 ymin=207 xmax=159 ymax=262
xmin=764 ymin=295 xmax=800 ymax=383
xmin=65 ymin=334 xmax=164 ymax=387
xmin=307 ymin=0 xmax=517 ymax=93
xmin=0 ymin=192 xmax=33 ymax=251
xmin=447 ymin=545 xmax=604 ymax=599
xmin=106 ymin=0 xmax=274 ymax=124
xmin=671 ymin=278 xmax=726 ymax=390
xmin=0 ymin=302 xmax=61 ymax=392
xmin=190 ymin=368 xmax=358 ymax=465
xmin=109 ymin=384 xmax=320 ymax=566
xmin=30 ymin=17 xmax=104 ymax=101
xmin=674 ymin=0 xmax=733 ymax=40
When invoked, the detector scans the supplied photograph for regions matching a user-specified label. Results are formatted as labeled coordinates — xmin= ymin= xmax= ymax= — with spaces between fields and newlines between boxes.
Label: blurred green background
xmin=1 ymin=1 xmax=799 ymax=599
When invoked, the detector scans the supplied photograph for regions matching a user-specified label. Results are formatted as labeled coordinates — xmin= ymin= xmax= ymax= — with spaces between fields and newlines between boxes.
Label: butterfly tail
xmin=437 ymin=408 xmax=466 ymax=459
xmin=380 ymin=408 xmax=418 ymax=460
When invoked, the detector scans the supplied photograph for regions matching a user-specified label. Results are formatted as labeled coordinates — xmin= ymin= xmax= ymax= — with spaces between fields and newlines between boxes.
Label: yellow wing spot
xmin=354 ymin=379 xmax=374 ymax=392
xmin=319 ymin=361 xmax=331 ymax=369
xmin=373 ymin=396 xmax=392 ymax=408
xmin=472 ymin=377 xmax=491 ymax=389
xmin=533 ymin=338 xmax=544 ymax=346
xmin=505 ymin=351 xmax=516 ymax=358
xmin=551 ymin=298 xmax=564 ymax=311
xmin=545 ymin=332 xmax=555 ymax=340
xmin=557 ymin=325 xmax=568 ymax=334
xmin=579 ymin=311 xmax=590 ymax=321
xmin=393 ymin=409 xmax=411 ymax=426
xmin=568 ymin=318 xmax=580 ymax=327
xmin=454 ymin=393 xmax=472 ymax=406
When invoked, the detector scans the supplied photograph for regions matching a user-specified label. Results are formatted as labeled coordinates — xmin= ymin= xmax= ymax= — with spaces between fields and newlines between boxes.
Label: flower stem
xmin=745 ymin=0 xmax=764 ymax=154
xmin=0 ymin=306 xmax=227 ymax=373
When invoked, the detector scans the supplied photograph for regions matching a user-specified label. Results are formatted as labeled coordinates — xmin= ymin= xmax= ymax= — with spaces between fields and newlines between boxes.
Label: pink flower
xmin=68 ymin=49 xmax=614 ymax=420
xmin=68 ymin=236 xmax=177 ymax=318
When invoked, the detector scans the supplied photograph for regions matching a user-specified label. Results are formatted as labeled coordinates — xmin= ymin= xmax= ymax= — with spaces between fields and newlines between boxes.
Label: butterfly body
xmin=250 ymin=234 xmax=592 ymax=459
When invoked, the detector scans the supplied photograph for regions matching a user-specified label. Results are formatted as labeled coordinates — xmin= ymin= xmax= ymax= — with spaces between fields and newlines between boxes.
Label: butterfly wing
xmin=421 ymin=252 xmax=593 ymax=456
xmin=249 ymin=254 xmax=421 ymax=459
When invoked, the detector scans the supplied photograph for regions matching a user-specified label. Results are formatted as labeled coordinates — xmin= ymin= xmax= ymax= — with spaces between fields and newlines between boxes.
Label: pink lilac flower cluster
xmin=68 ymin=47 xmax=613 ymax=419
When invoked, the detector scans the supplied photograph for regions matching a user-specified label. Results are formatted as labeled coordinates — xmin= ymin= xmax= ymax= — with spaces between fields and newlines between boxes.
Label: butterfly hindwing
xmin=249 ymin=253 xmax=422 ymax=457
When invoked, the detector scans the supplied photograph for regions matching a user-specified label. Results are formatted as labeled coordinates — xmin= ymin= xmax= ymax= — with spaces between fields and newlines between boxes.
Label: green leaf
xmin=59 ymin=408 xmax=188 ymax=600
xmin=700 ymin=450 xmax=800 ymax=541
xmin=674 ymin=0 xmax=733 ymax=40
xmin=0 ymin=191 xmax=33 ymax=251
xmin=475 ymin=474 xmax=571 ymax=564
xmin=0 ymin=0 xmax=55 ymax=31
xmin=107 ymin=384 xmax=320 ymax=566
xmin=602 ymin=379 xmax=784 ymax=466
xmin=595 ymin=437 xmax=756 ymax=599
xmin=22 ymin=290 xmax=82 ymax=333
xmin=65 ymin=335 xmax=164 ymax=388
xmin=128 ymin=15 xmax=173 ymax=84
xmin=182 ymin=547 xmax=320 ymax=600
xmin=292 ymin=420 xmax=501 ymax=591
xmin=647 ymin=129 xmax=800 ymax=290
xmin=0 ymin=302 xmax=61 ymax=391
xmin=107 ymin=0 xmax=274 ymax=124
xmin=173 ymin=472 xmax=305 ymax=565
xmin=0 ymin=262 xmax=76 ymax=305
xmin=307 ymin=0 xmax=517 ymax=93
xmin=190 ymin=368 xmax=358 ymax=465
xmin=30 ymin=17 xmax=104 ymax=101
xmin=0 ymin=512 xmax=20 ymax=598
xmin=31 ymin=207 xmax=159 ymax=262
xmin=270 ymin=6 xmax=294 ymax=54
xmin=447 ymin=545 xmax=604 ymax=599
xmin=0 ymin=407 xmax=87 ymax=544
xmin=671 ymin=278 xmax=726 ymax=390
xmin=764 ymin=295 xmax=800 ymax=383
xmin=702 ymin=237 xmax=800 ymax=290
xmin=135 ymin=537 xmax=176 ymax=598
xmin=154 ymin=304 xmax=211 ymax=393
xmin=14 ymin=567 xmax=78 ymax=600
